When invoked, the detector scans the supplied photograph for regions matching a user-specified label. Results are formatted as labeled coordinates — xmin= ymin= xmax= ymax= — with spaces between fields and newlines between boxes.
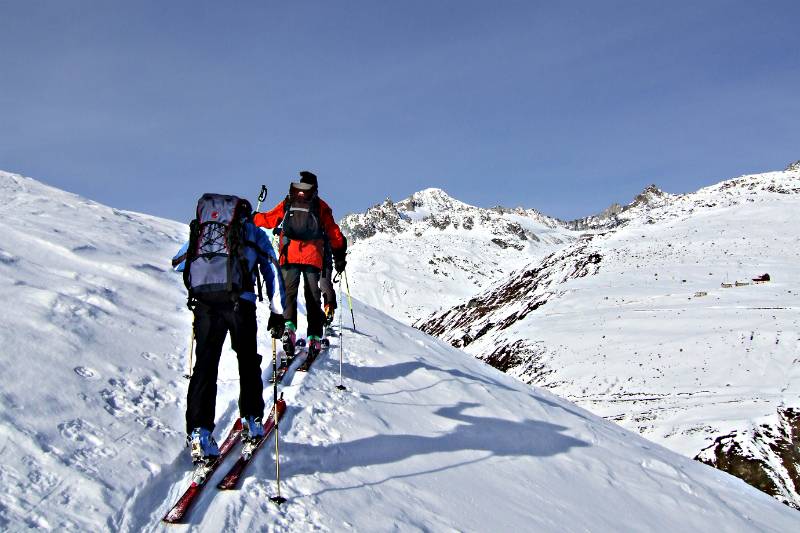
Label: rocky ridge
xmin=340 ymin=188 xmax=577 ymax=323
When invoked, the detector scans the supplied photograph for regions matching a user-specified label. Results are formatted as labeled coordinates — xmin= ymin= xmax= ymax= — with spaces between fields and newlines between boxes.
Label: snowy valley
xmin=410 ymin=164 xmax=800 ymax=509
xmin=1 ymin=169 xmax=798 ymax=531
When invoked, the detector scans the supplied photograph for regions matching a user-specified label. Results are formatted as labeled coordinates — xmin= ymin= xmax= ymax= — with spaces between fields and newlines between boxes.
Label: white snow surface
xmin=342 ymin=188 xmax=575 ymax=324
xmin=1 ymin=170 xmax=799 ymax=531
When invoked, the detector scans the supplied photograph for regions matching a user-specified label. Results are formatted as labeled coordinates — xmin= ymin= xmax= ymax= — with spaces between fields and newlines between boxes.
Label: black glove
xmin=333 ymin=236 xmax=347 ymax=273
xmin=268 ymin=312 xmax=285 ymax=339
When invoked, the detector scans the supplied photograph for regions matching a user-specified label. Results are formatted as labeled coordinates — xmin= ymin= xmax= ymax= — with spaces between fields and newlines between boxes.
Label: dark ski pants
xmin=282 ymin=264 xmax=324 ymax=338
xmin=186 ymin=300 xmax=264 ymax=435
xmin=320 ymin=264 xmax=337 ymax=310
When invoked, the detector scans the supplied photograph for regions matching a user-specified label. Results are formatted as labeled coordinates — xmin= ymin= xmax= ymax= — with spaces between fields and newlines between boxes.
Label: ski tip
xmin=162 ymin=502 xmax=190 ymax=523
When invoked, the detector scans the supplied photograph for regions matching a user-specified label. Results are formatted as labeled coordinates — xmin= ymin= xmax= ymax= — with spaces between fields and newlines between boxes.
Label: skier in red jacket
xmin=253 ymin=171 xmax=347 ymax=358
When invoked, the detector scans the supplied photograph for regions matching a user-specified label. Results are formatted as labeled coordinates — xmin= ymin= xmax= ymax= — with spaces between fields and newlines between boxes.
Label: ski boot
xmin=308 ymin=335 xmax=323 ymax=358
xmin=188 ymin=427 xmax=220 ymax=465
xmin=323 ymin=304 xmax=337 ymax=337
xmin=282 ymin=322 xmax=297 ymax=359
xmin=240 ymin=416 xmax=265 ymax=458
xmin=241 ymin=416 xmax=265 ymax=442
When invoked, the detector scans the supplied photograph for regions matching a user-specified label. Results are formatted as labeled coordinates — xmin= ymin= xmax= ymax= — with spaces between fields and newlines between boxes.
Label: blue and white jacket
xmin=173 ymin=223 xmax=285 ymax=314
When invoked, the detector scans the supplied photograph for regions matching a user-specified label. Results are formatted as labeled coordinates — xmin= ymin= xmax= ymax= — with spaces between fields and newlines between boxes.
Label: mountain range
xmin=345 ymin=162 xmax=800 ymax=509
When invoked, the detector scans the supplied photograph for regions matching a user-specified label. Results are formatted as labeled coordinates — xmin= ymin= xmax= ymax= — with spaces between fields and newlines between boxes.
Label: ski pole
xmin=256 ymin=184 xmax=268 ymax=212
xmin=336 ymin=276 xmax=346 ymax=391
xmin=184 ymin=315 xmax=195 ymax=379
xmin=343 ymin=269 xmax=356 ymax=332
xmin=269 ymin=337 xmax=287 ymax=505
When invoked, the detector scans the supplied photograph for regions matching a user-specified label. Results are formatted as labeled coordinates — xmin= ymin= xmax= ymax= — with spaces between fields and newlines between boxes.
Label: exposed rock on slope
xmin=697 ymin=407 xmax=800 ymax=510
xmin=420 ymin=238 xmax=603 ymax=348
xmin=563 ymin=184 xmax=673 ymax=230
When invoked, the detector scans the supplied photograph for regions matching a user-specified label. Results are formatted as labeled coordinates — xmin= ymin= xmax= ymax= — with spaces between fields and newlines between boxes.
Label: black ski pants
xmin=282 ymin=264 xmax=324 ymax=338
xmin=186 ymin=300 xmax=264 ymax=435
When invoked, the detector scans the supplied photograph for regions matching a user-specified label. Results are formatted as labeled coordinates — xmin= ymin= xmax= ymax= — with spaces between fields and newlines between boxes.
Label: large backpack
xmin=183 ymin=193 xmax=255 ymax=306
xmin=282 ymin=183 xmax=324 ymax=241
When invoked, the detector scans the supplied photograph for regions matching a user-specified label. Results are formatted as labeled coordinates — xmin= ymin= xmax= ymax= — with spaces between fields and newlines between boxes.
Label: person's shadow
xmin=283 ymin=401 xmax=589 ymax=497
xmin=334 ymin=359 xmax=518 ymax=395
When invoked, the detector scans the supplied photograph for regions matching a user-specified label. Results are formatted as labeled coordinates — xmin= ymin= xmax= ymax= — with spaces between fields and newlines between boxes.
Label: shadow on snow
xmin=284 ymin=401 xmax=589 ymax=497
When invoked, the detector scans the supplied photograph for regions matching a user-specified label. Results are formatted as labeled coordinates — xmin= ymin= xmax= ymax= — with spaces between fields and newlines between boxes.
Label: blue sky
xmin=1 ymin=1 xmax=798 ymax=222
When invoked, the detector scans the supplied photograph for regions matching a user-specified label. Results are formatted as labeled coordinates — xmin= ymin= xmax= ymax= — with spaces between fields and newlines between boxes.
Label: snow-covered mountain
xmin=3 ymin=170 xmax=799 ymax=531
xmin=419 ymin=164 xmax=800 ymax=508
xmin=341 ymin=188 xmax=576 ymax=324
xmin=564 ymin=184 xmax=675 ymax=230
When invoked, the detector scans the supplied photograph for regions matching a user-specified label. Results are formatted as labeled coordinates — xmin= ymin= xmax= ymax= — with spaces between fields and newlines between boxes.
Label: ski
xmin=269 ymin=346 xmax=303 ymax=384
xmin=217 ymin=399 xmax=288 ymax=490
xmin=269 ymin=356 xmax=292 ymax=384
xmin=162 ymin=419 xmax=243 ymax=524
xmin=297 ymin=338 xmax=329 ymax=372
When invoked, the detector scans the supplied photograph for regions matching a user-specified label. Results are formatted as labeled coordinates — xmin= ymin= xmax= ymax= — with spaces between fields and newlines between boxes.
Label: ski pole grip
xmin=256 ymin=184 xmax=268 ymax=212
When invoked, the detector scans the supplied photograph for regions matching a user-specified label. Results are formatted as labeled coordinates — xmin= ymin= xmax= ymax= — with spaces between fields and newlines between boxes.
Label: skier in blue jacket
xmin=172 ymin=212 xmax=286 ymax=463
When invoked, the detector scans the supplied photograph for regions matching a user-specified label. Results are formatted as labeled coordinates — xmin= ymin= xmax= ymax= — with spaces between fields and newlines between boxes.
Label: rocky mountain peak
xmin=564 ymin=183 xmax=670 ymax=231
xmin=785 ymin=160 xmax=800 ymax=172
xmin=341 ymin=186 xmax=569 ymax=243
xmin=631 ymin=184 xmax=667 ymax=207
xmin=339 ymin=196 xmax=409 ymax=241
xmin=395 ymin=187 xmax=468 ymax=216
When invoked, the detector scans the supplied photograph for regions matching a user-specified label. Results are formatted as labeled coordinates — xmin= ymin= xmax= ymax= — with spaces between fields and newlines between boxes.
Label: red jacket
xmin=253 ymin=198 xmax=345 ymax=270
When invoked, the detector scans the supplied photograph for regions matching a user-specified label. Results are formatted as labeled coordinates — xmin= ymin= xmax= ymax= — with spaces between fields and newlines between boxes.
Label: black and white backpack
xmin=183 ymin=193 xmax=255 ymax=306
xmin=282 ymin=182 xmax=323 ymax=241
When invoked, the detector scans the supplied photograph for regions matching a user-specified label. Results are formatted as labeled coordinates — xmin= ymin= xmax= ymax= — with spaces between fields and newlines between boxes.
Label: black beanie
xmin=299 ymin=171 xmax=318 ymax=187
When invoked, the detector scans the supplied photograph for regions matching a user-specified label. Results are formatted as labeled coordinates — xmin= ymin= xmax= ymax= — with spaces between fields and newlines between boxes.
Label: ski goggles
xmin=290 ymin=182 xmax=315 ymax=192
xmin=290 ymin=182 xmax=317 ymax=201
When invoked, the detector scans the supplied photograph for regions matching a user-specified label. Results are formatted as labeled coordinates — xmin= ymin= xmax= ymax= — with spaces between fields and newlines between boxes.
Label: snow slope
xmin=2 ymin=170 xmax=799 ymax=531
xmin=129 ymin=299 xmax=800 ymax=532
xmin=0 ymin=171 xmax=190 ymax=529
xmin=341 ymin=188 xmax=576 ymax=324
xmin=421 ymin=165 xmax=800 ymax=507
